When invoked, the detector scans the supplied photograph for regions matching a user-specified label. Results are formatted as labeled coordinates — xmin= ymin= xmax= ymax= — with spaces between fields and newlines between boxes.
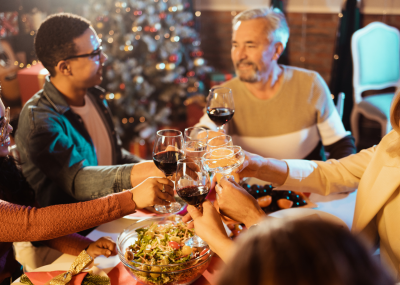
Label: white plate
xmin=268 ymin=208 xmax=348 ymax=229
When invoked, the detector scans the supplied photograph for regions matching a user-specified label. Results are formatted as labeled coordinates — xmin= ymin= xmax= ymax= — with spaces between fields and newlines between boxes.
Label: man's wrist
xmin=244 ymin=208 xmax=266 ymax=228
xmin=255 ymin=157 xmax=270 ymax=181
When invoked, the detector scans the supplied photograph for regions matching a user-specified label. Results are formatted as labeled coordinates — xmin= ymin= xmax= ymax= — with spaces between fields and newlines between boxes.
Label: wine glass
xmin=152 ymin=129 xmax=185 ymax=213
xmin=207 ymin=134 xmax=233 ymax=151
xmin=176 ymin=158 xmax=210 ymax=247
xmin=183 ymin=127 xmax=208 ymax=159
xmin=206 ymin=87 xmax=235 ymax=132
xmin=202 ymin=146 xmax=245 ymax=177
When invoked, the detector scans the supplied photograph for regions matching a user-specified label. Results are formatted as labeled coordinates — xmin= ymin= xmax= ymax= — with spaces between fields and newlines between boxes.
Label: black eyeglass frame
xmin=63 ymin=46 xmax=103 ymax=61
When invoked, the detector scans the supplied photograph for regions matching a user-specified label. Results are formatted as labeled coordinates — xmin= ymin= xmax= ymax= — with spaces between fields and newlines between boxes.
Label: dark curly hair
xmin=218 ymin=219 xmax=394 ymax=285
xmin=34 ymin=13 xmax=91 ymax=76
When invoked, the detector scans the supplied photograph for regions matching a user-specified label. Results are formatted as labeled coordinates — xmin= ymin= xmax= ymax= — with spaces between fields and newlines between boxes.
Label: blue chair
xmin=351 ymin=22 xmax=400 ymax=144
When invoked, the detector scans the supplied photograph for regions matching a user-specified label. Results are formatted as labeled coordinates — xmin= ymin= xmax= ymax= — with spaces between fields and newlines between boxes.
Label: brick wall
xmin=199 ymin=11 xmax=399 ymax=86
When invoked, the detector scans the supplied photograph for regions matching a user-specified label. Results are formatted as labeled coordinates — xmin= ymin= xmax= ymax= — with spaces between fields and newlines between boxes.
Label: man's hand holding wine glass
xmin=130 ymin=177 xmax=175 ymax=209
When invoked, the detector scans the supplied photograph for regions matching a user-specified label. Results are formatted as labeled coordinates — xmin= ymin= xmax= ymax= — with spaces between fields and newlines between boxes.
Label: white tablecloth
xmin=49 ymin=189 xmax=357 ymax=272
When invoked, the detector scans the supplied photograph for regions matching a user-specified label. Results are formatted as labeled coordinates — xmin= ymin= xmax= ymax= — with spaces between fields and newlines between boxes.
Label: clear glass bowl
xmin=117 ymin=216 xmax=213 ymax=285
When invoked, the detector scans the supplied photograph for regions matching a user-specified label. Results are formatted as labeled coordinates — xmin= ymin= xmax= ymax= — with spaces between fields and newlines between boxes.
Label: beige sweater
xmin=197 ymin=65 xmax=350 ymax=159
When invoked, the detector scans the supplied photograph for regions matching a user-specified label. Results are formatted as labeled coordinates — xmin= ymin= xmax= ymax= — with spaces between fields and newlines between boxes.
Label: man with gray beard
xmin=197 ymin=7 xmax=356 ymax=160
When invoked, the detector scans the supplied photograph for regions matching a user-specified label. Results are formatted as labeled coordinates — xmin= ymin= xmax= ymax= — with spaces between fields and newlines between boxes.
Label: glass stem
xmin=216 ymin=124 xmax=225 ymax=132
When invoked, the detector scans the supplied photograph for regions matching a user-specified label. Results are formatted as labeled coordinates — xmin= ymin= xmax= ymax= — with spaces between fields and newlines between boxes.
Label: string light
xmin=195 ymin=11 xmax=201 ymax=17
xmin=122 ymin=118 xmax=128 ymax=124
xmin=156 ymin=63 xmax=166 ymax=70
xmin=334 ymin=54 xmax=339 ymax=60
xmin=231 ymin=11 xmax=237 ymax=16
xmin=129 ymin=117 xmax=134 ymax=123
xmin=171 ymin=36 xmax=180 ymax=42
xmin=135 ymin=35 xmax=141 ymax=40
xmin=140 ymin=117 xmax=145 ymax=122
xmin=108 ymin=38 xmax=114 ymax=43
xmin=109 ymin=30 xmax=114 ymax=35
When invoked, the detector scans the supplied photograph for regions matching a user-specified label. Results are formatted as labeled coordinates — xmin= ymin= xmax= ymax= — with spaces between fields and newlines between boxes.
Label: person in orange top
xmin=0 ymin=95 xmax=174 ymax=284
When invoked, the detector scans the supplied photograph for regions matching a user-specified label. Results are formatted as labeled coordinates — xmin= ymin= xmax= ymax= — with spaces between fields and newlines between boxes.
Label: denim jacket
xmin=15 ymin=77 xmax=141 ymax=207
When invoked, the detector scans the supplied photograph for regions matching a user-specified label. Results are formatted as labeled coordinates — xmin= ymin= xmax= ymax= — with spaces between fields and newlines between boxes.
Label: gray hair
xmin=232 ymin=7 xmax=289 ymax=48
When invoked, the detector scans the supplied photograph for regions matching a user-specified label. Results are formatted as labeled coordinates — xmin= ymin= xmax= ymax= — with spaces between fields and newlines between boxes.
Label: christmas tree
xmin=85 ymin=0 xmax=211 ymax=151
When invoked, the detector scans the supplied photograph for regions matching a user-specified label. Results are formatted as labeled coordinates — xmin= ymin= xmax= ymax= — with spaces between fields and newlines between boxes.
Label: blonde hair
xmin=232 ymin=7 xmax=289 ymax=48
xmin=388 ymin=88 xmax=400 ymax=156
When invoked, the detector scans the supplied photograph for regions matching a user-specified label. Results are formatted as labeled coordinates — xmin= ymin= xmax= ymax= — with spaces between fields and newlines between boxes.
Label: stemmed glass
xmin=207 ymin=134 xmax=233 ymax=151
xmin=206 ymin=87 xmax=235 ymax=132
xmin=152 ymin=129 xmax=185 ymax=213
xmin=175 ymin=158 xmax=210 ymax=247
xmin=202 ymin=146 xmax=245 ymax=179
xmin=183 ymin=127 xmax=208 ymax=159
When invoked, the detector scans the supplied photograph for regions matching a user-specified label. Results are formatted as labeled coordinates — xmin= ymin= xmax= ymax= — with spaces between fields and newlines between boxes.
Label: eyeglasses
xmin=63 ymin=46 xmax=103 ymax=61
xmin=0 ymin=107 xmax=10 ymax=144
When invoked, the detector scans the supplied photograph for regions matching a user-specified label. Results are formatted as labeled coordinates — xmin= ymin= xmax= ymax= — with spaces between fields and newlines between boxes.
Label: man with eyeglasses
xmin=15 ymin=13 xmax=167 ymax=210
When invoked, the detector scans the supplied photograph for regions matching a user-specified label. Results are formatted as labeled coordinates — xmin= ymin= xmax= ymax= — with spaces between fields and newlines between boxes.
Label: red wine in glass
xmin=176 ymin=158 xmax=210 ymax=247
xmin=152 ymin=129 xmax=185 ymax=214
xmin=207 ymin=107 xmax=235 ymax=126
xmin=153 ymin=150 xmax=185 ymax=176
xmin=177 ymin=185 xmax=210 ymax=207
xmin=207 ymin=87 xmax=235 ymax=131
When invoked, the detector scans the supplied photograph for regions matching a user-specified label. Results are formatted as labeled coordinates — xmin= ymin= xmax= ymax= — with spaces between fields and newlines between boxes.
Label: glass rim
xmin=177 ymin=157 xmax=203 ymax=164
xmin=184 ymin=127 xmax=208 ymax=141
xmin=156 ymin=129 xmax=182 ymax=137
xmin=209 ymin=86 xmax=232 ymax=94
xmin=207 ymin=134 xmax=232 ymax=144
xmin=202 ymin=145 xmax=242 ymax=161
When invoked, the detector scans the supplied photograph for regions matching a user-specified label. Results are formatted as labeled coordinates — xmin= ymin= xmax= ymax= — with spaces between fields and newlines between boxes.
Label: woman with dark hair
xmin=220 ymin=218 xmax=394 ymax=285
xmin=187 ymin=201 xmax=394 ymax=285
xmin=0 ymin=96 xmax=175 ymax=284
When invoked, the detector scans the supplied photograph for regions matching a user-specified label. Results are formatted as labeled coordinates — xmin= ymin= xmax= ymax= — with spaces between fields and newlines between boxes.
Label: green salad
xmin=124 ymin=220 xmax=209 ymax=285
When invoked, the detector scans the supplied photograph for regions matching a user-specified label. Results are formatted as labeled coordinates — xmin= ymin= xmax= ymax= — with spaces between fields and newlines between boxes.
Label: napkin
xmin=19 ymin=251 xmax=110 ymax=285
xmin=21 ymin=271 xmax=88 ymax=285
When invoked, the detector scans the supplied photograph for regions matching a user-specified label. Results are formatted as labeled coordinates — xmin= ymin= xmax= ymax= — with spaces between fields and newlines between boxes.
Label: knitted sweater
xmin=0 ymin=190 xmax=136 ymax=282
xmin=197 ymin=65 xmax=356 ymax=160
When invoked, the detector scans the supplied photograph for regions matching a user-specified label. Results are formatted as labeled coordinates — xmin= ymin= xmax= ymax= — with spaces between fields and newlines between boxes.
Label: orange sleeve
xmin=0 ymin=191 xmax=135 ymax=242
